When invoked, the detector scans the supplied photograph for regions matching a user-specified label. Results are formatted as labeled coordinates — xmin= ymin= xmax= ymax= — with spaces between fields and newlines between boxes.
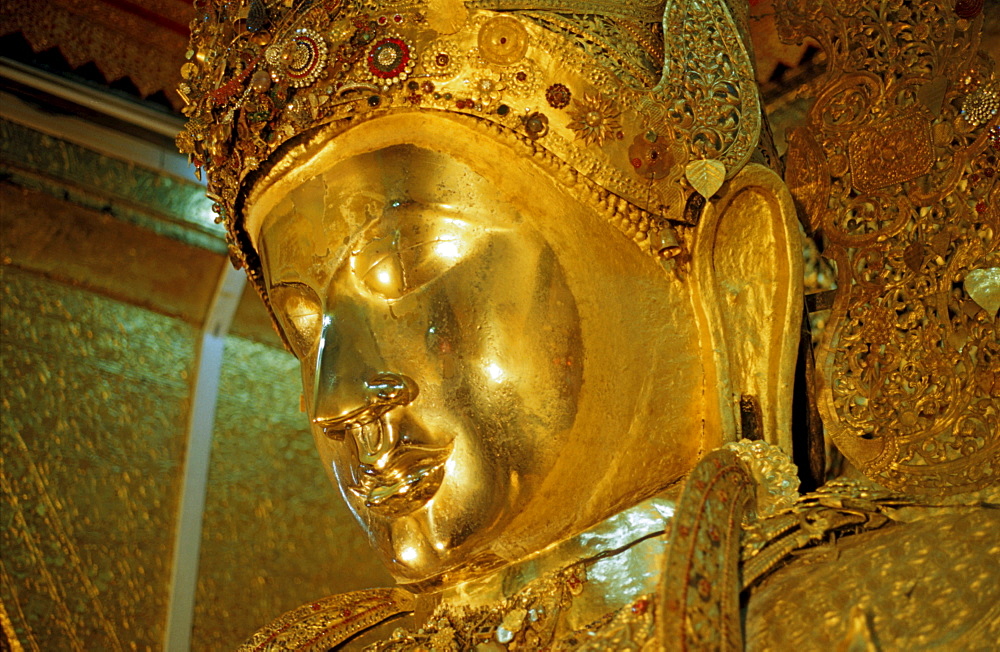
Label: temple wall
xmin=1 ymin=266 xmax=193 ymax=648
xmin=0 ymin=120 xmax=390 ymax=650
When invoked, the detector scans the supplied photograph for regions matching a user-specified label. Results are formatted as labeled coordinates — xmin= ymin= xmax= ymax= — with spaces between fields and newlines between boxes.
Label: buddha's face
xmin=254 ymin=125 xmax=708 ymax=585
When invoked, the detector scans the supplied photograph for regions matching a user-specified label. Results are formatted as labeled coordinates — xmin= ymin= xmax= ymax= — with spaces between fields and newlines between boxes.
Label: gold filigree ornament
xmin=777 ymin=0 xmax=1000 ymax=495
xmin=723 ymin=439 xmax=800 ymax=519
xmin=176 ymin=0 xmax=763 ymax=305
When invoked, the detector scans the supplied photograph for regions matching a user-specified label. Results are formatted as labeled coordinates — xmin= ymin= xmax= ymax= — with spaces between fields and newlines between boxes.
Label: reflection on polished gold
xmin=178 ymin=0 xmax=999 ymax=648
xmin=253 ymin=140 xmax=709 ymax=584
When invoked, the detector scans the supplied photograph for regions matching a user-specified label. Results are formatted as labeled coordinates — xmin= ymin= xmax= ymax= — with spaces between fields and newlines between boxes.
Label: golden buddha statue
xmin=176 ymin=0 xmax=999 ymax=648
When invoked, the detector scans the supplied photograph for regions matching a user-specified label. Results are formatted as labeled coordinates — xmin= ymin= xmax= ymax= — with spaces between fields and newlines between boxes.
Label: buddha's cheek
xmin=331 ymin=244 xmax=568 ymax=573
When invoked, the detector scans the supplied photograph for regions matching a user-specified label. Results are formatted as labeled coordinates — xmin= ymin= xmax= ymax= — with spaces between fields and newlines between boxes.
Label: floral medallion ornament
xmin=628 ymin=131 xmax=684 ymax=180
xmin=477 ymin=16 xmax=528 ymax=65
xmin=567 ymin=93 xmax=621 ymax=146
xmin=505 ymin=67 xmax=538 ymax=94
xmin=367 ymin=36 xmax=415 ymax=87
xmin=545 ymin=83 xmax=571 ymax=109
xmin=522 ymin=111 xmax=549 ymax=139
xmin=266 ymin=29 xmax=328 ymax=88
xmin=473 ymin=75 xmax=504 ymax=105
xmin=962 ymin=81 xmax=999 ymax=127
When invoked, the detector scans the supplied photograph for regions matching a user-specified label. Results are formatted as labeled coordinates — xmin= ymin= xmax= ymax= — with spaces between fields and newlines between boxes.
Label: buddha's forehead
xmin=254 ymin=144 xmax=515 ymax=240
xmin=254 ymin=144 xmax=524 ymax=287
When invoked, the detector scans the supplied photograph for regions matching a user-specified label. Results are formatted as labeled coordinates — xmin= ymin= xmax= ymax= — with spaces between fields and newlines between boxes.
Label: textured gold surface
xmin=0 ymin=181 xmax=220 ymax=327
xmin=193 ymin=333 xmax=392 ymax=651
xmin=746 ymin=508 xmax=1000 ymax=649
xmin=778 ymin=0 xmax=1000 ymax=493
xmin=1 ymin=265 xmax=195 ymax=650
xmin=0 ymin=119 xmax=220 ymax=253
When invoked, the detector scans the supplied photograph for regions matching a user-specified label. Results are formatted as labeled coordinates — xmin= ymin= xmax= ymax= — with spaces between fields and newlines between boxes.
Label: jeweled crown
xmin=177 ymin=0 xmax=763 ymax=280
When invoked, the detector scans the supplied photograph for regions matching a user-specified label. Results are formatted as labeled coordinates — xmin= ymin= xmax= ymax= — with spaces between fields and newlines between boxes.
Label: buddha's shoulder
xmin=239 ymin=586 xmax=415 ymax=652
xmin=745 ymin=505 xmax=1000 ymax=650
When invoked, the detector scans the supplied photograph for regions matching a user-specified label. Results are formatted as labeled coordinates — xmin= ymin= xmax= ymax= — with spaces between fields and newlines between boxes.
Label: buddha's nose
xmin=309 ymin=304 xmax=418 ymax=447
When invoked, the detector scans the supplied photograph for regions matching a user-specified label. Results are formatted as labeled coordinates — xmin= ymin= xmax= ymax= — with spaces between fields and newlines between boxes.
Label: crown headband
xmin=177 ymin=0 xmax=761 ymax=276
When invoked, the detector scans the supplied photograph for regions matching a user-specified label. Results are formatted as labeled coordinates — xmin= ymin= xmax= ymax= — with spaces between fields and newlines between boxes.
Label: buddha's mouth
xmin=335 ymin=416 xmax=451 ymax=517
xmin=348 ymin=449 xmax=449 ymax=517
xmin=353 ymin=453 xmax=448 ymax=516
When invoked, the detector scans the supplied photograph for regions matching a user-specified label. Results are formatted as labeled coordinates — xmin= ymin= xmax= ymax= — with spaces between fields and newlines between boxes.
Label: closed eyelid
xmin=351 ymin=221 xmax=485 ymax=298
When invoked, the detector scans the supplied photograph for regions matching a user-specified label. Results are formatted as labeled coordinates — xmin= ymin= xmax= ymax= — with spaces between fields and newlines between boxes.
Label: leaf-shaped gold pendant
xmin=965 ymin=267 xmax=1000 ymax=317
xmin=685 ymin=159 xmax=726 ymax=199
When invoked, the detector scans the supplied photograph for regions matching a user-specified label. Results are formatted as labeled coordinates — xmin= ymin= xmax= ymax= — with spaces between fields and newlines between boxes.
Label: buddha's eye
xmin=269 ymin=282 xmax=323 ymax=358
xmin=353 ymin=218 xmax=476 ymax=299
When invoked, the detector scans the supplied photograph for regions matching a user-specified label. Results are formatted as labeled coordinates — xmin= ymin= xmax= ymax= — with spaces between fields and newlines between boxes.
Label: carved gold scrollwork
xmin=778 ymin=0 xmax=1000 ymax=495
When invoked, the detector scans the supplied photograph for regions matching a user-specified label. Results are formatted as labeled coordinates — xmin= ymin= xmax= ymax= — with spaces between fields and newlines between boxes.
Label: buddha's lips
xmin=320 ymin=410 xmax=451 ymax=515
xmin=357 ymin=458 xmax=447 ymax=513
xmin=348 ymin=443 xmax=451 ymax=516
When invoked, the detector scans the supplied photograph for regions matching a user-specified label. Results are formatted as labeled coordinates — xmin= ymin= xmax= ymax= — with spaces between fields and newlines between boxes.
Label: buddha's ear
xmin=690 ymin=163 xmax=802 ymax=455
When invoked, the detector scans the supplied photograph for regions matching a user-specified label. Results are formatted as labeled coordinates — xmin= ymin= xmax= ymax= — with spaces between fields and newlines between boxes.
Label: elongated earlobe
xmin=691 ymin=163 xmax=802 ymax=455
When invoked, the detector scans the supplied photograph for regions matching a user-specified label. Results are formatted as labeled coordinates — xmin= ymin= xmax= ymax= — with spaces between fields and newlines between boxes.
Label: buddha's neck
xmin=417 ymin=485 xmax=681 ymax=632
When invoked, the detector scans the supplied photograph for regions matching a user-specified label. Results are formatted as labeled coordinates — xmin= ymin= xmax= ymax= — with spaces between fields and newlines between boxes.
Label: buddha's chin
xmin=383 ymin=517 xmax=509 ymax=590
xmin=360 ymin=477 xmax=514 ymax=587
